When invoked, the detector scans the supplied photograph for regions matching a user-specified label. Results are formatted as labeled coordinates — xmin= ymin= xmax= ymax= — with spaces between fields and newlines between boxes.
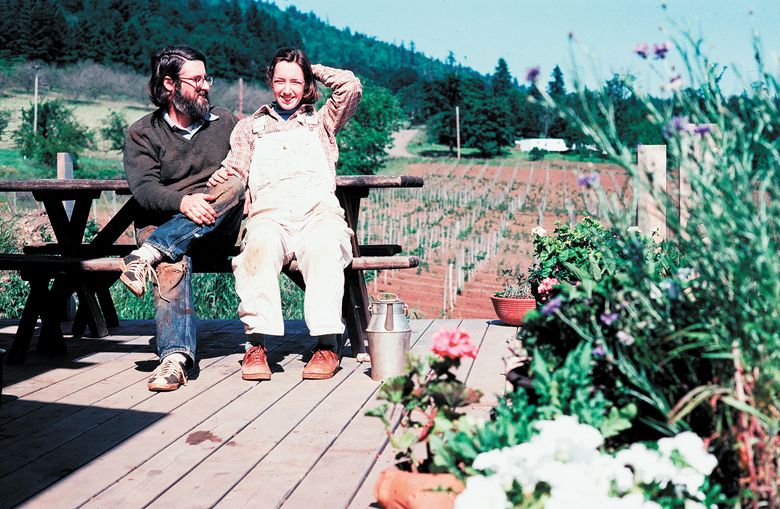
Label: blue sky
xmin=269 ymin=0 xmax=779 ymax=94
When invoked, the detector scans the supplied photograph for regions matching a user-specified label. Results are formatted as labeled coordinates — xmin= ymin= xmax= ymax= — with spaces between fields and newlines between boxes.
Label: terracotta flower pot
xmin=490 ymin=296 xmax=536 ymax=326
xmin=374 ymin=468 xmax=464 ymax=509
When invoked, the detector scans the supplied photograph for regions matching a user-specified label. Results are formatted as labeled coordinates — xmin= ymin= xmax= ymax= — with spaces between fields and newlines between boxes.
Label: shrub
xmin=99 ymin=111 xmax=128 ymax=153
xmin=12 ymin=99 xmax=94 ymax=166
xmin=528 ymin=147 xmax=545 ymax=161
xmin=0 ymin=109 xmax=10 ymax=140
xmin=0 ymin=208 xmax=28 ymax=319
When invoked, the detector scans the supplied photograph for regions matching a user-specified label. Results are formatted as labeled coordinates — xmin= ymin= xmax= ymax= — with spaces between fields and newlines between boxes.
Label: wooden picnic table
xmin=0 ymin=176 xmax=423 ymax=364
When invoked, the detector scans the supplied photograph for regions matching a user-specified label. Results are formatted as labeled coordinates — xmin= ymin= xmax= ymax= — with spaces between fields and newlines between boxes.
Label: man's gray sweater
xmin=123 ymin=106 xmax=238 ymax=228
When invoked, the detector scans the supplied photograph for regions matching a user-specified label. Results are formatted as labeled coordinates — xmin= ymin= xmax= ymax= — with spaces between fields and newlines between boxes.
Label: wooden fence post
xmin=57 ymin=152 xmax=74 ymax=218
xmin=678 ymin=125 xmax=717 ymax=239
xmin=57 ymin=152 xmax=77 ymax=320
xmin=636 ymin=145 xmax=667 ymax=240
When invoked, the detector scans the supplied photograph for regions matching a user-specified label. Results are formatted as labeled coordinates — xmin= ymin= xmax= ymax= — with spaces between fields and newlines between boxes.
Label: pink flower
xmin=634 ymin=43 xmax=649 ymax=59
xmin=537 ymin=277 xmax=560 ymax=296
xmin=431 ymin=327 xmax=478 ymax=360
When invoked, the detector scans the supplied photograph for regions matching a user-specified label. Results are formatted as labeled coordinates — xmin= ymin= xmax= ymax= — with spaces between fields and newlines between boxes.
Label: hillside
xmin=0 ymin=0 xmax=482 ymax=96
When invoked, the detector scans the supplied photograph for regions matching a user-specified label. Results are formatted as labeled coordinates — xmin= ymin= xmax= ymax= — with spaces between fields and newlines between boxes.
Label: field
xmin=362 ymin=159 xmax=632 ymax=319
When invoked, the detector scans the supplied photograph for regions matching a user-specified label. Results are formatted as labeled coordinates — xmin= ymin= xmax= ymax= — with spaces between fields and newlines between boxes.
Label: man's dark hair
xmin=148 ymin=45 xmax=207 ymax=108
xmin=266 ymin=48 xmax=319 ymax=106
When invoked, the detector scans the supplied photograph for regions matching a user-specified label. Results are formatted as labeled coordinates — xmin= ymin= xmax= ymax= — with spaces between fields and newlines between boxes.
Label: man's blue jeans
xmin=136 ymin=176 xmax=244 ymax=366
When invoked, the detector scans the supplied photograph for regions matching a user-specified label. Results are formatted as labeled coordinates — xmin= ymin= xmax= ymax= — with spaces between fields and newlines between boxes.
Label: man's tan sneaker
xmin=119 ymin=254 xmax=153 ymax=297
xmin=148 ymin=356 xmax=187 ymax=391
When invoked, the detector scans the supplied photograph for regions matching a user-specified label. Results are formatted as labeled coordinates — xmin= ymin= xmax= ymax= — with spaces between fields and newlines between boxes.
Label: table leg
xmin=36 ymin=279 xmax=68 ymax=356
xmin=342 ymin=269 xmax=369 ymax=356
xmin=7 ymin=277 xmax=49 ymax=364
xmin=338 ymin=190 xmax=371 ymax=357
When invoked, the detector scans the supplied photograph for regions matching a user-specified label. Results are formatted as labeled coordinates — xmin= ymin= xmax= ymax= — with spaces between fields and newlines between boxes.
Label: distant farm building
xmin=515 ymin=138 xmax=568 ymax=152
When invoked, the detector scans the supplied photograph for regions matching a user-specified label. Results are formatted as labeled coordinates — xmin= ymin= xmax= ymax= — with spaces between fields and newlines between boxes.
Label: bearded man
xmin=122 ymin=45 xmax=244 ymax=391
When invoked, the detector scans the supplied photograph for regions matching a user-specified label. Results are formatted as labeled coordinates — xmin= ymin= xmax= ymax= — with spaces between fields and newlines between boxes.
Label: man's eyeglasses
xmin=178 ymin=75 xmax=214 ymax=88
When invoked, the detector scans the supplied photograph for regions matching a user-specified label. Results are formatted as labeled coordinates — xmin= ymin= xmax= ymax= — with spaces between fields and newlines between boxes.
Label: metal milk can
xmin=366 ymin=293 xmax=411 ymax=381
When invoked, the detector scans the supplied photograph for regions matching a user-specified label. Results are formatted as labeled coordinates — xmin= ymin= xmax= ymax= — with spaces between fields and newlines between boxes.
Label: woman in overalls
xmin=208 ymin=48 xmax=362 ymax=381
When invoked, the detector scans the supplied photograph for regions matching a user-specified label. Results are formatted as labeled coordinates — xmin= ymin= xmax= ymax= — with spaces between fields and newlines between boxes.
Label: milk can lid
xmin=374 ymin=292 xmax=400 ymax=303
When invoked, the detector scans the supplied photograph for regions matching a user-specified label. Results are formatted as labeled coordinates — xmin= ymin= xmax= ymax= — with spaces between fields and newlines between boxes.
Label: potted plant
xmin=490 ymin=268 xmax=536 ymax=326
xmin=366 ymin=327 xmax=482 ymax=509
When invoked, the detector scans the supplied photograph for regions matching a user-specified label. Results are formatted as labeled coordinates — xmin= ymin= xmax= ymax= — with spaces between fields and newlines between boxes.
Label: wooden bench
xmin=0 ymin=249 xmax=418 ymax=364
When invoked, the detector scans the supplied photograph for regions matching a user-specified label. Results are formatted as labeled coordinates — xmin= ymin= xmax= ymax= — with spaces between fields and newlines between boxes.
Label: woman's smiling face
xmin=272 ymin=61 xmax=305 ymax=110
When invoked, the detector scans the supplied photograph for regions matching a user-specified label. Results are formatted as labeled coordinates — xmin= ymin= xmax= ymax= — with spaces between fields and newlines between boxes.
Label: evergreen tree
xmin=492 ymin=58 xmax=512 ymax=96
xmin=547 ymin=65 xmax=566 ymax=97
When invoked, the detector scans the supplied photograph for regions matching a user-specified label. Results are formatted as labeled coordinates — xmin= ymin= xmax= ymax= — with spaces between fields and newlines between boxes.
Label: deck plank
xmin=82 ymin=347 xmax=320 ymax=507
xmin=282 ymin=320 xmax=456 ymax=508
xmin=0 ymin=318 xmax=507 ymax=509
xmin=17 ymin=334 xmax=310 ymax=509
xmin=151 ymin=355 xmax=369 ymax=508
xmin=464 ymin=322 xmax=516 ymax=410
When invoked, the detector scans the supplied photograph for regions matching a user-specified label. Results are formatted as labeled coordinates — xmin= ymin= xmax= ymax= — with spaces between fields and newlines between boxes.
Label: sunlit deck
xmin=0 ymin=318 xmax=513 ymax=509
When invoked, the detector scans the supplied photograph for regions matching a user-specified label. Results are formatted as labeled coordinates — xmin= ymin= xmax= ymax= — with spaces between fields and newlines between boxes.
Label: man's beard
xmin=171 ymin=87 xmax=210 ymax=121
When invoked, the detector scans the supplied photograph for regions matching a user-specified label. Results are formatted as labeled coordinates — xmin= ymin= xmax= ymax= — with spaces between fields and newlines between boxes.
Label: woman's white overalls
xmin=232 ymin=112 xmax=353 ymax=336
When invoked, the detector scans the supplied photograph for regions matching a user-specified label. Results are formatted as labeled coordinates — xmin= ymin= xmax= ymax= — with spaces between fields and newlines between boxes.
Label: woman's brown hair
xmin=266 ymin=48 xmax=319 ymax=105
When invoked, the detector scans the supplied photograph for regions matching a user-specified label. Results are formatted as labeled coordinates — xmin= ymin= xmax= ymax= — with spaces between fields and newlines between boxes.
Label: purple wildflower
xmin=576 ymin=173 xmax=599 ymax=188
xmin=525 ymin=66 xmax=540 ymax=83
xmin=634 ymin=43 xmax=649 ymax=59
xmin=592 ymin=345 xmax=606 ymax=358
xmin=600 ymin=312 xmax=619 ymax=326
xmin=653 ymin=42 xmax=670 ymax=60
xmin=663 ymin=115 xmax=689 ymax=138
xmin=693 ymin=124 xmax=712 ymax=136
xmin=541 ymin=296 xmax=562 ymax=316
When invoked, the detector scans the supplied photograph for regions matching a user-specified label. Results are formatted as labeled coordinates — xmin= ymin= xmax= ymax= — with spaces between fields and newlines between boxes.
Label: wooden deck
xmin=0 ymin=318 xmax=514 ymax=509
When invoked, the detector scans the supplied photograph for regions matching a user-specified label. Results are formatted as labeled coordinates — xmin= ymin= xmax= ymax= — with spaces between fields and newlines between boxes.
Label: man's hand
xmin=181 ymin=193 xmax=217 ymax=225
xmin=207 ymin=168 xmax=230 ymax=188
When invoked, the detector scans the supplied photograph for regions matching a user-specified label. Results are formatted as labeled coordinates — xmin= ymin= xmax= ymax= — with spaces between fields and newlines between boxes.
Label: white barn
xmin=515 ymin=138 xmax=568 ymax=152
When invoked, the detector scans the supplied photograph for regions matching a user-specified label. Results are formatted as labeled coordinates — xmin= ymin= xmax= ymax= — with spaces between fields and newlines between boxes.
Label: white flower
xmin=658 ymin=432 xmax=717 ymax=476
xmin=627 ymin=226 xmax=641 ymax=234
xmin=617 ymin=330 xmax=635 ymax=346
xmin=532 ymin=225 xmax=548 ymax=236
xmin=615 ymin=443 xmax=677 ymax=487
xmin=454 ymin=475 xmax=509 ymax=509
xmin=533 ymin=416 xmax=604 ymax=463
xmin=472 ymin=444 xmax=541 ymax=492
xmin=685 ymin=501 xmax=707 ymax=509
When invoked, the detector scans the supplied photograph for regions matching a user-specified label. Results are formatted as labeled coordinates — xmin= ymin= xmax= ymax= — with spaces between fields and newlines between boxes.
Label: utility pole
xmin=238 ymin=77 xmax=244 ymax=117
xmin=33 ymin=65 xmax=40 ymax=135
xmin=455 ymin=106 xmax=461 ymax=160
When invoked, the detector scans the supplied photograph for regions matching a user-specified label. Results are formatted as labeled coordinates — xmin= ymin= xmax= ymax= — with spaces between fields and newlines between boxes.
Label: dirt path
xmin=387 ymin=129 xmax=419 ymax=158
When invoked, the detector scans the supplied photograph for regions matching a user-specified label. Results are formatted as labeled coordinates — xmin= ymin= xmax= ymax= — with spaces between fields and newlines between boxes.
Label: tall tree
xmin=547 ymin=65 xmax=566 ymax=97
xmin=336 ymin=82 xmax=402 ymax=175
xmin=492 ymin=58 xmax=513 ymax=96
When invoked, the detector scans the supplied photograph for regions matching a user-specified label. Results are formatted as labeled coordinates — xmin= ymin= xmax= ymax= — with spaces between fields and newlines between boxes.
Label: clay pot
xmin=374 ymin=468 xmax=464 ymax=509
xmin=490 ymin=296 xmax=536 ymax=326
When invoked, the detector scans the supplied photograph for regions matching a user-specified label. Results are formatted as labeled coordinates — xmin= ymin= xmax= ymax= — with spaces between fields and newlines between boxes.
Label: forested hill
xmin=0 ymin=0 xmax=478 ymax=88
xmin=260 ymin=4 xmax=482 ymax=92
